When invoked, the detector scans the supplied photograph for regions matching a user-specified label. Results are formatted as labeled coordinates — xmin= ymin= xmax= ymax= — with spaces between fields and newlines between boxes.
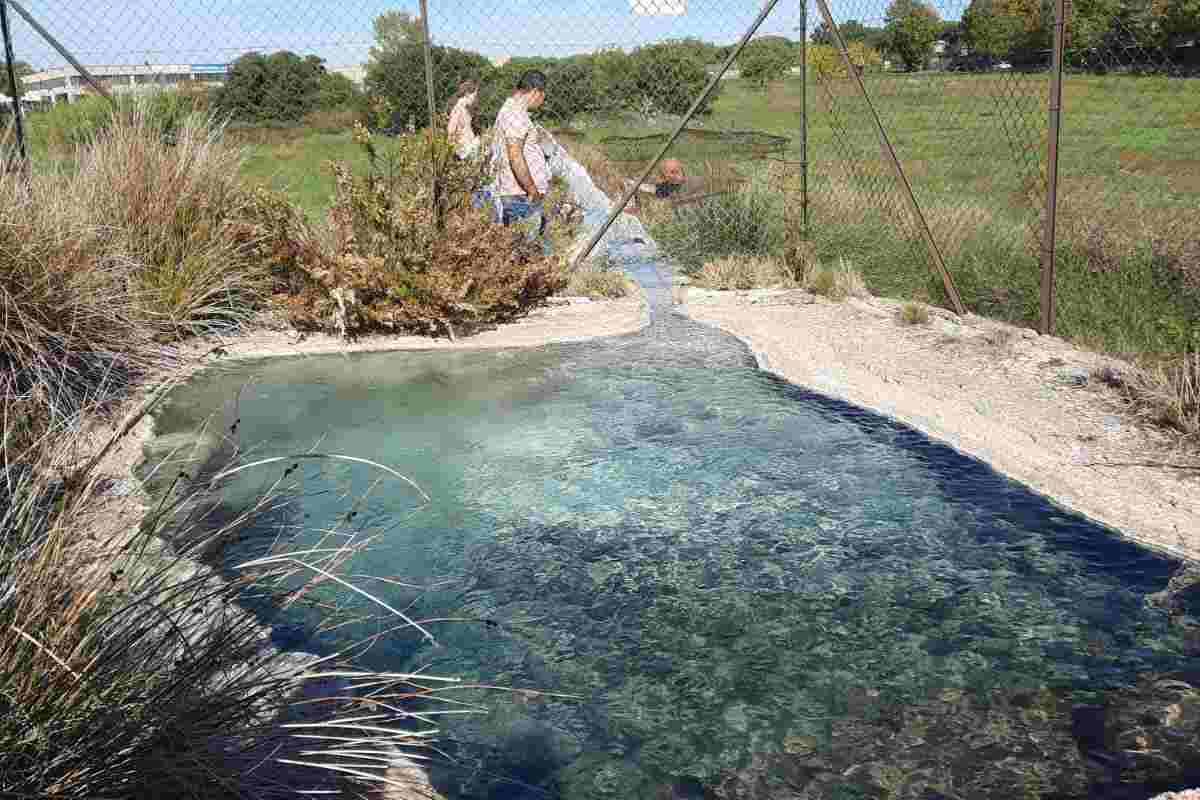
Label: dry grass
xmin=694 ymin=254 xmax=794 ymax=290
xmin=1 ymin=105 xmax=267 ymax=432
xmin=1095 ymin=353 xmax=1200 ymax=439
xmin=805 ymin=258 xmax=870 ymax=301
xmin=899 ymin=302 xmax=932 ymax=326
xmin=565 ymin=258 xmax=635 ymax=299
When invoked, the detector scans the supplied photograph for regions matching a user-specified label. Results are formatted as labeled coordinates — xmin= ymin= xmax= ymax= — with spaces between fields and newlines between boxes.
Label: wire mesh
xmin=3 ymin=0 xmax=1197 ymax=337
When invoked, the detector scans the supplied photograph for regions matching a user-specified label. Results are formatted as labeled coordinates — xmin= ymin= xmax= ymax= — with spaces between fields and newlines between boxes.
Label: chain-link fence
xmin=2 ymin=0 xmax=1196 ymax=345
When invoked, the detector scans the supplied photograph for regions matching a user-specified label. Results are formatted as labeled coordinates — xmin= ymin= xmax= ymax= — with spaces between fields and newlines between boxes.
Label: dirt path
xmin=682 ymin=287 xmax=1200 ymax=563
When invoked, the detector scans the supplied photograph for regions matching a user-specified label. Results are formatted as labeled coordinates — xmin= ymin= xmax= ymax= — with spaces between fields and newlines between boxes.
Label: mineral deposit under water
xmin=145 ymin=152 xmax=1200 ymax=800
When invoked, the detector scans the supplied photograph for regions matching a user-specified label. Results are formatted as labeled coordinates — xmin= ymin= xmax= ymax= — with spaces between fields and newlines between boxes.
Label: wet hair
xmin=447 ymin=79 xmax=479 ymax=114
xmin=516 ymin=70 xmax=547 ymax=93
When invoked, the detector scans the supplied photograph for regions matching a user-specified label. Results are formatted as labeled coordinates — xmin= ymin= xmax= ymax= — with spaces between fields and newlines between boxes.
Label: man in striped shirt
xmin=491 ymin=70 xmax=551 ymax=241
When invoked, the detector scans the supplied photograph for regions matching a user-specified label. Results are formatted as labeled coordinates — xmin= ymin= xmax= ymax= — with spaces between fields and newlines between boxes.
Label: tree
xmin=370 ymin=11 xmax=425 ymax=59
xmin=739 ymin=37 xmax=796 ymax=87
xmin=962 ymin=0 xmax=1047 ymax=60
xmin=1161 ymin=0 xmax=1200 ymax=42
xmin=318 ymin=71 xmax=361 ymax=110
xmin=629 ymin=41 xmax=719 ymax=116
xmin=366 ymin=44 xmax=490 ymax=131
xmin=215 ymin=51 xmax=326 ymax=123
xmin=884 ymin=0 xmax=943 ymax=70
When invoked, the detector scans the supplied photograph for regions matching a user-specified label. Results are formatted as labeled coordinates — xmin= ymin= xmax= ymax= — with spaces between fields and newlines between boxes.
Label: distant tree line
xmin=815 ymin=0 xmax=1199 ymax=72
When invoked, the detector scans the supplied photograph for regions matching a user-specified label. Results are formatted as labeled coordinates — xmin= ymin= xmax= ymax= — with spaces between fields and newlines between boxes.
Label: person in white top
xmin=490 ymin=70 xmax=552 ymax=240
xmin=446 ymin=80 xmax=481 ymax=161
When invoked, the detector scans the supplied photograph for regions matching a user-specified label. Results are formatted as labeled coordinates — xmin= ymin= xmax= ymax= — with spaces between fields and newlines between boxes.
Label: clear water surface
xmin=146 ymin=247 xmax=1200 ymax=800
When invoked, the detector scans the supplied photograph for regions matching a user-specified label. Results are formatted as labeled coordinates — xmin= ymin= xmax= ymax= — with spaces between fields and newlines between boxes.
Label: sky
xmin=6 ymin=0 xmax=961 ymax=72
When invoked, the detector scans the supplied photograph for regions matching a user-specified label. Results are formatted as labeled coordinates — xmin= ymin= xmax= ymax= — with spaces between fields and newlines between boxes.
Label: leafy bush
xmin=365 ymin=44 xmax=490 ymax=132
xmin=317 ymin=71 xmax=362 ymax=111
xmin=652 ymin=185 xmax=783 ymax=274
xmin=630 ymin=41 xmax=718 ymax=116
xmin=215 ymin=51 xmax=329 ymax=123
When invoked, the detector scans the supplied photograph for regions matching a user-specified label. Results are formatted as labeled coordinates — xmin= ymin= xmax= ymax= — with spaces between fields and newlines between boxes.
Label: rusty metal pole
xmin=418 ymin=0 xmax=436 ymax=127
xmin=811 ymin=0 xmax=965 ymax=315
xmin=1040 ymin=0 xmax=1067 ymax=335
xmin=1 ymin=0 xmax=28 ymax=172
xmin=6 ymin=0 xmax=114 ymax=105
xmin=572 ymin=0 xmax=787 ymax=269
xmin=799 ymin=0 xmax=809 ymax=239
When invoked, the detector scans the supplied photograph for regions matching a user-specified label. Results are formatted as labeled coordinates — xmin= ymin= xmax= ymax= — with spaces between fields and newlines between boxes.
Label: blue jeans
xmin=499 ymin=195 xmax=550 ymax=255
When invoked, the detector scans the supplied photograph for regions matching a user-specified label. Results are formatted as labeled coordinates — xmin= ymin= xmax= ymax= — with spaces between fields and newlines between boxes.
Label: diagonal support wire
xmin=810 ymin=0 xmax=966 ymax=316
xmin=571 ymin=0 xmax=788 ymax=270
xmin=6 ymin=0 xmax=114 ymax=104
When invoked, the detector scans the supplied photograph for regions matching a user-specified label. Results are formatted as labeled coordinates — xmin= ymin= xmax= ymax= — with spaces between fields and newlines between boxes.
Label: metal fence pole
xmin=799 ymin=0 xmax=809 ymax=239
xmin=6 ymin=0 xmax=114 ymax=105
xmin=1 ymin=0 xmax=28 ymax=171
xmin=572 ymin=0 xmax=787 ymax=269
xmin=1040 ymin=0 xmax=1067 ymax=335
xmin=811 ymin=0 xmax=966 ymax=316
xmin=418 ymin=0 xmax=436 ymax=127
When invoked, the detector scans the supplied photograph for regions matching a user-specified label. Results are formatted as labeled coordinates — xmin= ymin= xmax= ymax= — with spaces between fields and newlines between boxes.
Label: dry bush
xmin=695 ymin=254 xmax=794 ymax=290
xmin=1095 ymin=353 xmax=1200 ymax=438
xmin=900 ymin=302 xmax=932 ymax=325
xmin=806 ymin=258 xmax=869 ymax=300
xmin=278 ymin=125 xmax=568 ymax=339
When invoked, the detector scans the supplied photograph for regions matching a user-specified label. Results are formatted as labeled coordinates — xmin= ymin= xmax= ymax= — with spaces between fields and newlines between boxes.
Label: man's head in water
xmin=660 ymin=159 xmax=686 ymax=186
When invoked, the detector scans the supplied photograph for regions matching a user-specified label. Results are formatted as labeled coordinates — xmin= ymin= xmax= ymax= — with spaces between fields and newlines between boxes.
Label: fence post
xmin=811 ymin=0 xmax=965 ymax=316
xmin=799 ymin=0 xmax=809 ymax=240
xmin=572 ymin=0 xmax=788 ymax=269
xmin=6 ymin=0 xmax=114 ymax=105
xmin=1040 ymin=0 xmax=1067 ymax=335
xmin=1 ymin=0 xmax=28 ymax=173
xmin=418 ymin=0 xmax=445 ymax=229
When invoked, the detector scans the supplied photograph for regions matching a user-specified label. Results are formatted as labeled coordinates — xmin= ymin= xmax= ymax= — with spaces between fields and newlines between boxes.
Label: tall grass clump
xmin=652 ymin=183 xmax=784 ymax=276
xmin=694 ymin=254 xmax=793 ymax=290
xmin=26 ymin=88 xmax=211 ymax=157
xmin=565 ymin=254 xmax=635 ymax=298
xmin=0 ymin=402 xmax=464 ymax=799
xmin=1 ymin=104 xmax=267 ymax=431
xmin=1097 ymin=352 xmax=1200 ymax=439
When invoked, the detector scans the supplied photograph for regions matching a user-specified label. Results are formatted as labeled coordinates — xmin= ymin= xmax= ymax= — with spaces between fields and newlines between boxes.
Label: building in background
xmin=18 ymin=63 xmax=229 ymax=105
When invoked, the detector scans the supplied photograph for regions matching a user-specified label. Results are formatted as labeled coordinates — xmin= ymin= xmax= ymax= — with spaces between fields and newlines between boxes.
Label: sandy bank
xmin=681 ymin=287 xmax=1200 ymax=564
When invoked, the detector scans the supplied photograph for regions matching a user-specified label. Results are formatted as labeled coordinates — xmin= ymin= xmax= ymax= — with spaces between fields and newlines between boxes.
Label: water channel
xmin=142 ymin=155 xmax=1200 ymax=800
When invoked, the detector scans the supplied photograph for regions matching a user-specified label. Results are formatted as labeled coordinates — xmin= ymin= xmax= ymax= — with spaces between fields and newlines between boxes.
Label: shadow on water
xmin=143 ymin=239 xmax=1200 ymax=800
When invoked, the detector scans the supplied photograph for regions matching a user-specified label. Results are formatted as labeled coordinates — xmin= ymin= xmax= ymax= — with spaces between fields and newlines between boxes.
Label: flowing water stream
xmin=143 ymin=150 xmax=1200 ymax=800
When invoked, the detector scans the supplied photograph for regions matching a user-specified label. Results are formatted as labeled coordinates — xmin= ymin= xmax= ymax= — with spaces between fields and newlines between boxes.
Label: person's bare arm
xmin=506 ymin=138 xmax=541 ymax=201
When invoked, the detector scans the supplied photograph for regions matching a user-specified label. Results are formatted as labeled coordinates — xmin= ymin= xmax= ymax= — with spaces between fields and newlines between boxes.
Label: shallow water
xmin=144 ymin=154 xmax=1200 ymax=798
xmin=147 ymin=251 xmax=1200 ymax=799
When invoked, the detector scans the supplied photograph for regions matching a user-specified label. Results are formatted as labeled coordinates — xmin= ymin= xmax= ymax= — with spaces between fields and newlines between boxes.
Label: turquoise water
xmin=146 ymin=257 xmax=1200 ymax=800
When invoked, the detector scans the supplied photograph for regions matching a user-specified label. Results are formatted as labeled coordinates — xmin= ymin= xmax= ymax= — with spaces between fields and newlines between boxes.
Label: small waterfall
xmin=542 ymin=133 xmax=657 ymax=264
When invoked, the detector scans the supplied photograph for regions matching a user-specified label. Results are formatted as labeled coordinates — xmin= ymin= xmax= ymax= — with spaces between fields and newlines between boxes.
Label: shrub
xmin=279 ymin=124 xmax=567 ymax=338
xmin=695 ymin=255 xmax=793 ymax=290
xmin=806 ymin=258 xmax=870 ymax=300
xmin=215 ymin=51 xmax=328 ymax=124
xmin=317 ymin=71 xmax=362 ymax=111
xmin=565 ymin=257 xmax=634 ymax=299
xmin=630 ymin=41 xmax=718 ymax=116
xmin=900 ymin=301 xmax=932 ymax=325
xmin=652 ymin=184 xmax=784 ymax=275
